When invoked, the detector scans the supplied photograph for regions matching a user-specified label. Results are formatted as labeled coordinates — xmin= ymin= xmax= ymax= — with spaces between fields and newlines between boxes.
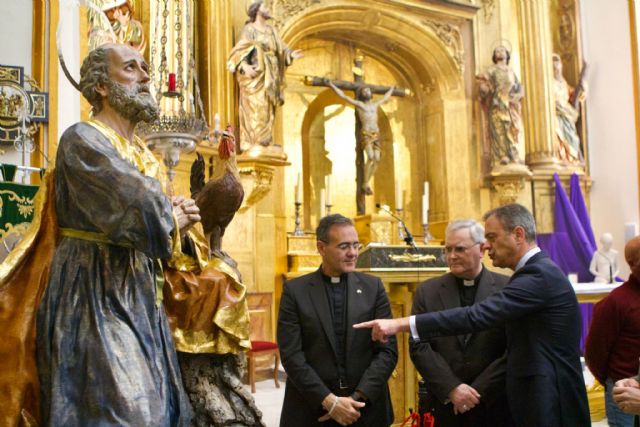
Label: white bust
xmin=589 ymin=232 xmax=619 ymax=283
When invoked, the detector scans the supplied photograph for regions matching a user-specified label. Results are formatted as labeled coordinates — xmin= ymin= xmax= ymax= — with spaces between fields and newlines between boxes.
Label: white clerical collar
xmin=462 ymin=279 xmax=475 ymax=287
xmin=515 ymin=246 xmax=541 ymax=271
xmin=330 ymin=276 xmax=340 ymax=284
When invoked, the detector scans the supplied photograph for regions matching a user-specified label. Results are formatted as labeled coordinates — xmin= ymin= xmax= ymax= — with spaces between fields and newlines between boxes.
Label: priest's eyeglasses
xmin=444 ymin=242 xmax=481 ymax=255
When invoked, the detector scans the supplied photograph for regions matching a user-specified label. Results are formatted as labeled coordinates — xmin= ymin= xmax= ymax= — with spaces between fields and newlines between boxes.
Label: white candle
xmin=295 ymin=173 xmax=302 ymax=204
xmin=395 ymin=181 xmax=403 ymax=209
xmin=423 ymin=181 xmax=429 ymax=213
xmin=424 ymin=181 xmax=429 ymax=199
xmin=319 ymin=189 xmax=326 ymax=218
xmin=325 ymin=175 xmax=332 ymax=205
xmin=214 ymin=113 xmax=221 ymax=134
xmin=422 ymin=194 xmax=428 ymax=224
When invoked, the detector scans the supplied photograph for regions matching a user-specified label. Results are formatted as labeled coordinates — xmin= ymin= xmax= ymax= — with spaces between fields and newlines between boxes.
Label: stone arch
xmin=279 ymin=1 xmax=477 ymax=229
xmin=280 ymin=3 xmax=464 ymax=99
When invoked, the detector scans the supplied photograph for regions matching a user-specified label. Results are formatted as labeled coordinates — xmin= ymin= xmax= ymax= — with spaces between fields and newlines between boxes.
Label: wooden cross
xmin=304 ymin=56 xmax=408 ymax=215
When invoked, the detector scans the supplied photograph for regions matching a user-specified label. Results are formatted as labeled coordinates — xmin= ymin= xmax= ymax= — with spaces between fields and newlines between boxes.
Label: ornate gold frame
xmin=31 ymin=1 xmax=57 ymax=176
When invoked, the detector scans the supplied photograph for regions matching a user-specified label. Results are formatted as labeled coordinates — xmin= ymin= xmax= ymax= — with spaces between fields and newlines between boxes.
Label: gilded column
xmin=197 ymin=0 xmax=235 ymax=125
xmin=516 ymin=0 xmax=559 ymax=170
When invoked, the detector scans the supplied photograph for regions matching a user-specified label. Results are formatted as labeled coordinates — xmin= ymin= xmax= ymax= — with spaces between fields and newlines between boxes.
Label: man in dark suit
xmin=355 ymin=204 xmax=590 ymax=427
xmin=277 ymin=214 xmax=397 ymax=426
xmin=410 ymin=219 xmax=512 ymax=426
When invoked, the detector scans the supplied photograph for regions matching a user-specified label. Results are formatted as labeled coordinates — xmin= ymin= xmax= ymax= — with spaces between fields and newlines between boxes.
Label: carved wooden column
xmin=516 ymin=0 xmax=559 ymax=171
xmin=197 ymin=0 xmax=235 ymax=125
xmin=512 ymin=0 xmax=560 ymax=230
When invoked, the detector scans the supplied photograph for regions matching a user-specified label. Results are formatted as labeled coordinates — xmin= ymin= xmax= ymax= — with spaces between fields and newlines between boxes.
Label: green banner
xmin=0 ymin=182 xmax=39 ymax=239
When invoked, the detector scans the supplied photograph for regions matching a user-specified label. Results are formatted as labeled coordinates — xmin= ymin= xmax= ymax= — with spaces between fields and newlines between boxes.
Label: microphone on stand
xmin=376 ymin=203 xmax=417 ymax=249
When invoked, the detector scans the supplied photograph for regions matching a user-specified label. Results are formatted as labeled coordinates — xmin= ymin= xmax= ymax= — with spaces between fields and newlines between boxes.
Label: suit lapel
xmin=438 ymin=274 xmax=461 ymax=310
xmin=308 ymin=269 xmax=338 ymax=356
xmin=345 ymin=273 xmax=364 ymax=358
xmin=474 ymin=267 xmax=496 ymax=303
xmin=438 ymin=274 xmax=466 ymax=348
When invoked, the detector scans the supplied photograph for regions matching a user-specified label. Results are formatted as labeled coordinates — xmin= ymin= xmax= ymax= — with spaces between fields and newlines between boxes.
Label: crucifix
xmin=304 ymin=55 xmax=409 ymax=215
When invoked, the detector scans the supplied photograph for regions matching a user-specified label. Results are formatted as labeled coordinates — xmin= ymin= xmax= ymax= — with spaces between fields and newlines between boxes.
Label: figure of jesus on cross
xmin=328 ymin=81 xmax=394 ymax=197
xmin=305 ymin=56 xmax=408 ymax=215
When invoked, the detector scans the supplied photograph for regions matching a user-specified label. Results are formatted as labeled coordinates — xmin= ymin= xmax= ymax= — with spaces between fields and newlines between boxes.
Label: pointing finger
xmin=353 ymin=321 xmax=374 ymax=329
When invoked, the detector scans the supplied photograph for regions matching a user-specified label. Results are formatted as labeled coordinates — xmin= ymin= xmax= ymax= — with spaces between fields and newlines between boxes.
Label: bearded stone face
xmin=106 ymin=80 xmax=159 ymax=124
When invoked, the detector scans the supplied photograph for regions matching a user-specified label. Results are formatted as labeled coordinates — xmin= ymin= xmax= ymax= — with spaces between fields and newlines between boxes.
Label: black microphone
xmin=376 ymin=203 xmax=417 ymax=249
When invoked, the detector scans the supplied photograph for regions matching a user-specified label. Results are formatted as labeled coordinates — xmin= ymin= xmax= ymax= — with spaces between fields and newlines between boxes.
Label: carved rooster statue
xmin=190 ymin=125 xmax=244 ymax=261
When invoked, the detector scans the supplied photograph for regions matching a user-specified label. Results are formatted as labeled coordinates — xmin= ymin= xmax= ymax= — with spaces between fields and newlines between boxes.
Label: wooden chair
xmin=247 ymin=340 xmax=280 ymax=393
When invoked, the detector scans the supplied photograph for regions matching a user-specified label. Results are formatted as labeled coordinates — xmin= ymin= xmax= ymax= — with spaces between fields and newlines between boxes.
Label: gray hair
xmin=483 ymin=203 xmax=537 ymax=242
xmin=316 ymin=214 xmax=354 ymax=242
xmin=446 ymin=219 xmax=485 ymax=244
xmin=79 ymin=45 xmax=114 ymax=115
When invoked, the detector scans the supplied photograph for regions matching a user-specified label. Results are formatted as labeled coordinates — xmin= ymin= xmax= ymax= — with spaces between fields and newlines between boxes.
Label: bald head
xmin=625 ymin=236 xmax=640 ymax=278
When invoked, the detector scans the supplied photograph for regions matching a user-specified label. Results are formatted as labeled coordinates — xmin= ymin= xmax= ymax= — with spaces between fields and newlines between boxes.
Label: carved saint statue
xmin=476 ymin=46 xmax=524 ymax=167
xmin=227 ymin=0 xmax=302 ymax=152
xmin=88 ymin=0 xmax=146 ymax=53
xmin=328 ymin=81 xmax=394 ymax=195
xmin=590 ymin=232 xmax=620 ymax=283
xmin=553 ymin=53 xmax=587 ymax=163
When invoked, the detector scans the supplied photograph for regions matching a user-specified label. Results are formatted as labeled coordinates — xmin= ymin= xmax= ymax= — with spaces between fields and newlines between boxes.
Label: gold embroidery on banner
xmin=0 ymin=190 xmax=35 ymax=219
xmin=0 ymin=222 xmax=30 ymax=240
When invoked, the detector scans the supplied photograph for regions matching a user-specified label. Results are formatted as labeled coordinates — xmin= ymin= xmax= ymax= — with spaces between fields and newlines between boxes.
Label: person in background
xmin=354 ymin=204 xmax=590 ymax=427
xmin=277 ymin=214 xmax=397 ymax=426
xmin=588 ymin=236 xmax=640 ymax=426
xmin=410 ymin=219 xmax=512 ymax=426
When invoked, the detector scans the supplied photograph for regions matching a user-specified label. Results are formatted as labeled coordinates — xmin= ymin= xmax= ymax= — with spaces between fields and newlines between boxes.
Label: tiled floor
xmin=252 ymin=370 xmax=286 ymax=427
xmin=251 ymin=372 xmax=612 ymax=427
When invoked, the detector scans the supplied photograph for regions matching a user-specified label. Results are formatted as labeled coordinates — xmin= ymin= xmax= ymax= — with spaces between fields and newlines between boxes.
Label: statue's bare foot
xmin=362 ymin=185 xmax=373 ymax=196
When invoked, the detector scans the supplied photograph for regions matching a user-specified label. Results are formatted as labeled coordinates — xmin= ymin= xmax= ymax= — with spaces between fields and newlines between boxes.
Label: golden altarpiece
xmin=29 ymin=0 xmax=597 ymax=423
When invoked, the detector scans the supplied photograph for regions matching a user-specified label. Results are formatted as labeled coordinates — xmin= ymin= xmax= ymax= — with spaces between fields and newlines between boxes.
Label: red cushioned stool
xmin=247 ymin=340 xmax=280 ymax=393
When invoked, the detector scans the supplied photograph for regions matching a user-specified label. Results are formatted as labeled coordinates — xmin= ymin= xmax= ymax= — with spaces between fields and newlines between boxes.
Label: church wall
xmin=581 ymin=0 xmax=639 ymax=278
xmin=0 ymin=2 xmax=33 ymax=170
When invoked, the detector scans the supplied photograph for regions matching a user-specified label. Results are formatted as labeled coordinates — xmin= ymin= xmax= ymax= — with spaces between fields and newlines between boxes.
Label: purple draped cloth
xmin=536 ymin=173 xmax=597 ymax=352
xmin=570 ymin=173 xmax=597 ymax=250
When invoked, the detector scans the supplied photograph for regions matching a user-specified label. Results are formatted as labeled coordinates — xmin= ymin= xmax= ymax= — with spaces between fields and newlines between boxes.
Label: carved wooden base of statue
xmin=177 ymin=352 xmax=265 ymax=427
xmin=488 ymin=166 xmax=533 ymax=206
xmin=241 ymin=144 xmax=288 ymax=161
xmin=490 ymin=161 xmax=532 ymax=177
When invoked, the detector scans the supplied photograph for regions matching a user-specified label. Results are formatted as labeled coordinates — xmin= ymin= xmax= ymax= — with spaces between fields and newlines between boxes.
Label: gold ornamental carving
xmin=237 ymin=164 xmax=274 ymax=213
xmin=362 ymin=10 xmax=382 ymax=28
xmin=388 ymin=253 xmax=437 ymax=263
xmin=421 ymin=19 xmax=464 ymax=73
xmin=481 ymin=0 xmax=496 ymax=23
xmin=490 ymin=177 xmax=527 ymax=205
xmin=557 ymin=1 xmax=577 ymax=53
xmin=273 ymin=0 xmax=322 ymax=30
xmin=371 ymin=221 xmax=393 ymax=245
